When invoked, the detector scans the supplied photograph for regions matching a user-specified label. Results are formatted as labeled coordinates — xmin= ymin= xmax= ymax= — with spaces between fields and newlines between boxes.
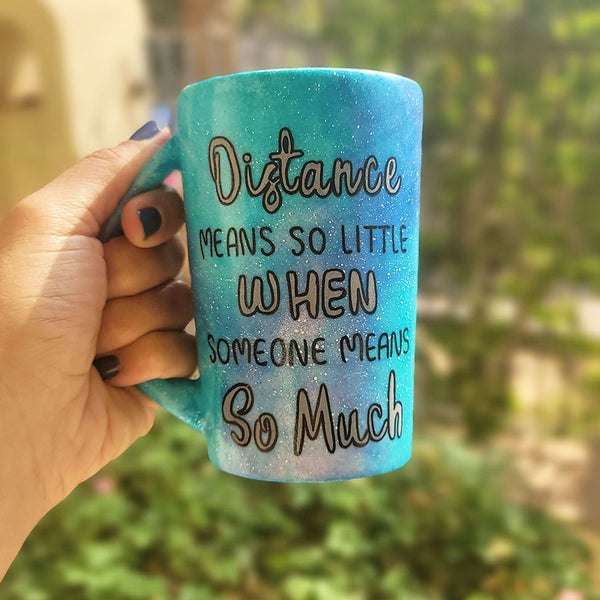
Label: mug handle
xmin=98 ymin=135 xmax=206 ymax=434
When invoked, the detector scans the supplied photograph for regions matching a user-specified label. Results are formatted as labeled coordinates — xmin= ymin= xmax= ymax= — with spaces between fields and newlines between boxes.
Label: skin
xmin=0 ymin=129 xmax=197 ymax=580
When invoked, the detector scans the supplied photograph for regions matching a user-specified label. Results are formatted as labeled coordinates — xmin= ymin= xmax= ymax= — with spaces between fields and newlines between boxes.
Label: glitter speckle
xmin=166 ymin=68 xmax=421 ymax=482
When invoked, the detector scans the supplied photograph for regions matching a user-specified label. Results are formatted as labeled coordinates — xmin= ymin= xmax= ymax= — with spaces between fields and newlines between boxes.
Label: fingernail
xmin=137 ymin=207 xmax=162 ymax=239
xmin=93 ymin=355 xmax=120 ymax=380
xmin=129 ymin=120 xmax=160 ymax=141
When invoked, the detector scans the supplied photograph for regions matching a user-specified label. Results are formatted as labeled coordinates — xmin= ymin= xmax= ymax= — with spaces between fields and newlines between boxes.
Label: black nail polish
xmin=93 ymin=355 xmax=120 ymax=380
xmin=129 ymin=120 xmax=160 ymax=141
xmin=137 ymin=207 xmax=162 ymax=239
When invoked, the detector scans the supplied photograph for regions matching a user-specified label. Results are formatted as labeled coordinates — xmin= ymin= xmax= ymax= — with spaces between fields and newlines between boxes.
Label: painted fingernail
xmin=93 ymin=355 xmax=120 ymax=380
xmin=129 ymin=120 xmax=160 ymax=141
xmin=137 ymin=207 xmax=162 ymax=239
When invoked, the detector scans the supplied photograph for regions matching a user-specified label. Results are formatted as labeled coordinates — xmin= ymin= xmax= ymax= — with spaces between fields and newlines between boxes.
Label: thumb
xmin=22 ymin=127 xmax=171 ymax=238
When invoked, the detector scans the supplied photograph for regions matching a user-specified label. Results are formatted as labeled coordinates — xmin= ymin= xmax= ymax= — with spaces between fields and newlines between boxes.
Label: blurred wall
xmin=147 ymin=0 xmax=237 ymax=118
xmin=0 ymin=0 xmax=151 ymax=214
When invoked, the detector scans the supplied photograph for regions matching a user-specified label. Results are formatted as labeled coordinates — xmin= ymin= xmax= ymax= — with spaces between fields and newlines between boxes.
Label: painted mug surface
xmin=113 ymin=69 xmax=422 ymax=482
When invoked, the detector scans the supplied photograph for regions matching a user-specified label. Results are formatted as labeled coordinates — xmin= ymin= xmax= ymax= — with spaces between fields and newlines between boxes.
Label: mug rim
xmin=180 ymin=67 xmax=421 ymax=97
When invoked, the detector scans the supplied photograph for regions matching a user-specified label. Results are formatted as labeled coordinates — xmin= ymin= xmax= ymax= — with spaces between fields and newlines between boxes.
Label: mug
xmin=101 ymin=68 xmax=423 ymax=482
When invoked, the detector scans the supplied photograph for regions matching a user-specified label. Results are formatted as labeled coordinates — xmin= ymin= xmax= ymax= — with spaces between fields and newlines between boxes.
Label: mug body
xmin=176 ymin=68 xmax=422 ymax=481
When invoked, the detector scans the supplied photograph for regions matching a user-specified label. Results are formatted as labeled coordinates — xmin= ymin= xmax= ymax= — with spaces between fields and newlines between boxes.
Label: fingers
xmin=89 ymin=132 xmax=194 ymax=388
xmin=96 ymin=331 xmax=197 ymax=387
xmin=103 ymin=235 xmax=185 ymax=299
xmin=96 ymin=280 xmax=193 ymax=355
xmin=24 ymin=129 xmax=172 ymax=237
xmin=120 ymin=185 xmax=185 ymax=248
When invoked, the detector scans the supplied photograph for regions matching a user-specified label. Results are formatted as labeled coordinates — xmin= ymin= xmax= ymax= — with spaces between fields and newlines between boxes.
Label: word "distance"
xmin=208 ymin=127 xmax=402 ymax=214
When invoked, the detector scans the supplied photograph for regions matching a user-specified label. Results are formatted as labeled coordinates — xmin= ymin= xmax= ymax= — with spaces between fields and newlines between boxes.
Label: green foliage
xmin=4 ymin=414 xmax=595 ymax=600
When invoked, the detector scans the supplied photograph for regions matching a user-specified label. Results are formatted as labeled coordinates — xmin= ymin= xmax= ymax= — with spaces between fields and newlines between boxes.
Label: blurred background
xmin=2 ymin=0 xmax=600 ymax=598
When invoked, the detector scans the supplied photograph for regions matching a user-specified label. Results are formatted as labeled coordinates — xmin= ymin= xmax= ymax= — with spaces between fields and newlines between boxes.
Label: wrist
xmin=0 ymin=412 xmax=52 ymax=581
xmin=0 ymin=496 xmax=46 ymax=582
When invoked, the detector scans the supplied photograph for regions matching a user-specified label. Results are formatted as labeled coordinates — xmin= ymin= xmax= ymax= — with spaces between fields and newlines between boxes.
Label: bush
xmin=3 ymin=413 xmax=595 ymax=600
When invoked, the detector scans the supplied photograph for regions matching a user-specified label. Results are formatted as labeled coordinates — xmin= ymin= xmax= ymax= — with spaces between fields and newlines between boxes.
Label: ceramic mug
xmin=101 ymin=68 xmax=423 ymax=482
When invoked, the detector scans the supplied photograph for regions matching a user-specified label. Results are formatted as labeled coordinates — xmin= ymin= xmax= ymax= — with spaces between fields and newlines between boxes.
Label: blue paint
xmin=122 ymin=68 xmax=422 ymax=481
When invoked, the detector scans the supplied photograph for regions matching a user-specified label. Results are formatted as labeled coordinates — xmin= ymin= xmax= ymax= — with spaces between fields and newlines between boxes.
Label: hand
xmin=0 ymin=128 xmax=196 ymax=579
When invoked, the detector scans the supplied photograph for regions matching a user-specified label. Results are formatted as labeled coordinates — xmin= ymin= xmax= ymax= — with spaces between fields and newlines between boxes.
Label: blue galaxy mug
xmin=101 ymin=68 xmax=423 ymax=482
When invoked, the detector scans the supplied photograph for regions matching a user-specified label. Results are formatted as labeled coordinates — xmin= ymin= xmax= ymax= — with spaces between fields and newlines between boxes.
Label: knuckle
xmin=164 ymin=238 xmax=186 ymax=272
xmin=104 ymin=244 xmax=126 ymax=285
xmin=2 ymin=197 xmax=43 ymax=232
xmin=106 ymin=262 xmax=134 ymax=298
xmin=165 ymin=278 xmax=191 ymax=297
xmin=143 ymin=333 xmax=169 ymax=377
xmin=166 ymin=281 xmax=194 ymax=319
xmin=143 ymin=331 xmax=196 ymax=379
xmin=81 ymin=143 xmax=137 ymax=176
xmin=101 ymin=301 xmax=129 ymax=346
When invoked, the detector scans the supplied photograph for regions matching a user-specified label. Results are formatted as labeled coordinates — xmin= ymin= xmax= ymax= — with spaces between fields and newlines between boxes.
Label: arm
xmin=0 ymin=126 xmax=196 ymax=580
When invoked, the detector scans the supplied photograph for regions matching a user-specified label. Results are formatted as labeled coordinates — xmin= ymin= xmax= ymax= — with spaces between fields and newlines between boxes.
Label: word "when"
xmin=238 ymin=269 xmax=377 ymax=320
